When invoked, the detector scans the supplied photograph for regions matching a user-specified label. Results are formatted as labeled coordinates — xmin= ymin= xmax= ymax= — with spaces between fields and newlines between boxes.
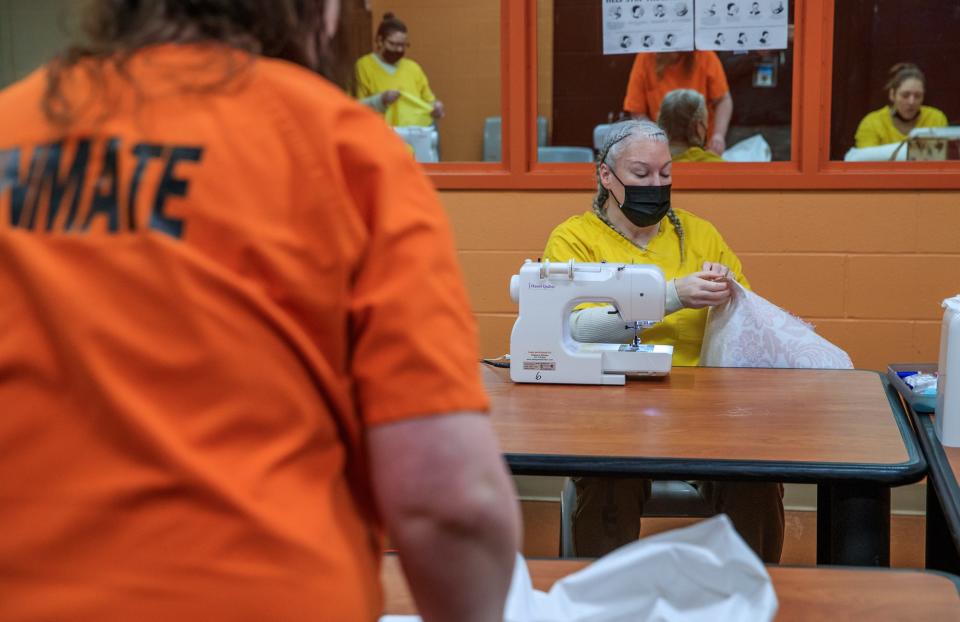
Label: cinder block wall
xmin=440 ymin=190 xmax=960 ymax=371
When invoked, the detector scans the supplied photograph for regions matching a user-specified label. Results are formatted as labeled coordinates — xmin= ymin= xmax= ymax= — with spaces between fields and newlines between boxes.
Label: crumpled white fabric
xmin=843 ymin=142 xmax=907 ymax=161
xmin=721 ymin=134 xmax=772 ymax=162
xmin=700 ymin=281 xmax=853 ymax=369
xmin=380 ymin=514 xmax=777 ymax=622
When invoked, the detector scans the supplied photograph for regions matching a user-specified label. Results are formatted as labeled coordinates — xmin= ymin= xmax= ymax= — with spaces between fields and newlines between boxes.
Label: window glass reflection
xmin=832 ymin=0 xmax=960 ymax=161
xmin=541 ymin=0 xmax=794 ymax=163
xmin=0 ymin=1 xmax=500 ymax=164
xmin=0 ymin=0 xmax=77 ymax=90
xmin=364 ymin=1 xmax=501 ymax=163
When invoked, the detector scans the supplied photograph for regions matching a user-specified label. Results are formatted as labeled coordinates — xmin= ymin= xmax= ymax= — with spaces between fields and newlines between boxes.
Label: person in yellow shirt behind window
xmin=657 ymin=89 xmax=724 ymax=163
xmin=355 ymin=12 xmax=445 ymax=127
xmin=854 ymin=62 xmax=947 ymax=148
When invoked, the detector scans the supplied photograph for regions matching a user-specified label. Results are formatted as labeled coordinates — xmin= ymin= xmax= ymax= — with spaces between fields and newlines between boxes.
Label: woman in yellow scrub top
xmin=354 ymin=12 xmax=445 ymax=127
xmin=657 ymin=89 xmax=724 ymax=162
xmin=543 ymin=120 xmax=784 ymax=563
xmin=855 ymin=63 xmax=947 ymax=147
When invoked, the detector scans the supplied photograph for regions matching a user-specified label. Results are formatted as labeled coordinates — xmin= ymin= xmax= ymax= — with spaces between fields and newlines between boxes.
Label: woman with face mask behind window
xmin=354 ymin=12 xmax=445 ymax=127
xmin=542 ymin=120 xmax=784 ymax=562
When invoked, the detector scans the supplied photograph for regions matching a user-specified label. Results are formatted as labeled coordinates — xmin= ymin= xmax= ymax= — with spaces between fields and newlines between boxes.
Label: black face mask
xmin=608 ymin=168 xmax=671 ymax=228
xmin=382 ymin=49 xmax=405 ymax=65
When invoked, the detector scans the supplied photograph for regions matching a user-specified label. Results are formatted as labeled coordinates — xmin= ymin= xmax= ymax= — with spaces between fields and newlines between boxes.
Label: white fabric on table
xmin=700 ymin=281 xmax=852 ymax=369
xmin=381 ymin=514 xmax=777 ymax=622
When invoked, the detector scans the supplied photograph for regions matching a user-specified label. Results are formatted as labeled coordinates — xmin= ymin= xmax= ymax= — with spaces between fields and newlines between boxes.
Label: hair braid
xmin=592 ymin=139 xmax=616 ymax=217
xmin=665 ymin=208 xmax=685 ymax=264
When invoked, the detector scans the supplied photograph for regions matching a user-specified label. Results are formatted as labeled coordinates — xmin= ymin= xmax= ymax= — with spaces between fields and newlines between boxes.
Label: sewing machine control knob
xmin=509 ymin=274 xmax=520 ymax=303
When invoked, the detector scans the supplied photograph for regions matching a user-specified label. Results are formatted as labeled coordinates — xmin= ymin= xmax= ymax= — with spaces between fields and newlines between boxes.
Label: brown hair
xmin=884 ymin=62 xmax=926 ymax=95
xmin=43 ymin=0 xmax=349 ymax=125
xmin=654 ymin=52 xmax=696 ymax=80
xmin=376 ymin=12 xmax=407 ymax=41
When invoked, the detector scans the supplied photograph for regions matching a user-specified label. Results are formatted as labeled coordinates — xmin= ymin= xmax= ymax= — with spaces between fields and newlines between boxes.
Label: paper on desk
xmin=380 ymin=514 xmax=777 ymax=622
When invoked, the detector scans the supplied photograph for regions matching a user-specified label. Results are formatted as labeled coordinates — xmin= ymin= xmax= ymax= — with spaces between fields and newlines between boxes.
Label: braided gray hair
xmin=658 ymin=89 xmax=707 ymax=147
xmin=592 ymin=119 xmax=685 ymax=262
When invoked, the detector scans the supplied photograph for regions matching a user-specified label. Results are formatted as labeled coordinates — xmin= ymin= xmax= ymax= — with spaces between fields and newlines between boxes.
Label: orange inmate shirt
xmin=622 ymin=51 xmax=730 ymax=139
xmin=0 ymin=44 xmax=488 ymax=621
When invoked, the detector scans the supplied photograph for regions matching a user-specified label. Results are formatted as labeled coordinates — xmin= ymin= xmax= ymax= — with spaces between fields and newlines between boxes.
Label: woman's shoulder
xmin=859 ymin=106 xmax=890 ymax=125
xmin=670 ymin=208 xmax=723 ymax=238
xmin=397 ymin=57 xmax=427 ymax=74
xmin=355 ymin=52 xmax=378 ymax=68
xmin=919 ymin=105 xmax=949 ymax=125
xmin=675 ymin=146 xmax=724 ymax=162
xmin=693 ymin=50 xmax=722 ymax=68
xmin=550 ymin=211 xmax=605 ymax=236
xmin=255 ymin=56 xmax=359 ymax=108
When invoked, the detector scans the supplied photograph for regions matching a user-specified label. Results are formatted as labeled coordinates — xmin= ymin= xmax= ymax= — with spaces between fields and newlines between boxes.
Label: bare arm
xmin=709 ymin=92 xmax=733 ymax=153
xmin=369 ymin=413 xmax=521 ymax=622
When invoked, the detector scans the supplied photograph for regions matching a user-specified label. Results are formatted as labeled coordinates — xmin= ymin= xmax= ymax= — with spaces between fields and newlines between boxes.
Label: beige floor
xmin=520 ymin=500 xmax=926 ymax=567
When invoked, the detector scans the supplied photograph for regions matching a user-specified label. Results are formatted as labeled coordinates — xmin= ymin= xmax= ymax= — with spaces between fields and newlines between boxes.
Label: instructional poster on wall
xmin=602 ymin=0 xmax=695 ymax=55
xmin=694 ymin=0 xmax=789 ymax=51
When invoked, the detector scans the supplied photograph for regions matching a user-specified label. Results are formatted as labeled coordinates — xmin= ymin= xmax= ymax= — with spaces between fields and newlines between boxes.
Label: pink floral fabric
xmin=700 ymin=282 xmax=853 ymax=369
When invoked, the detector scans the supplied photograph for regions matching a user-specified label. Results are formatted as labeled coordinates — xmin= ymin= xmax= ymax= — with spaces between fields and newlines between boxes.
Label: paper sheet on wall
xmin=695 ymin=0 xmax=788 ymax=51
xmin=602 ymin=0 xmax=695 ymax=55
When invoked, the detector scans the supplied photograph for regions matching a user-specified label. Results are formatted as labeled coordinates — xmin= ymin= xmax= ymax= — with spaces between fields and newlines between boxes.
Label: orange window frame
xmin=425 ymin=0 xmax=960 ymax=190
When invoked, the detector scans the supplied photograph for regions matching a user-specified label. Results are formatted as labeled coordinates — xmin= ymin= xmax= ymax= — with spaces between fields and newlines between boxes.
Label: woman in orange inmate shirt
xmin=623 ymin=51 xmax=732 ymax=155
xmin=0 ymin=2 xmax=520 ymax=621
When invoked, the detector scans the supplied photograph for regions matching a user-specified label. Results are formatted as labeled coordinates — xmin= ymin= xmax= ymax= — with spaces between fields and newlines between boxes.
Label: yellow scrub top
xmin=673 ymin=146 xmax=725 ymax=162
xmin=354 ymin=53 xmax=436 ymax=127
xmin=543 ymin=210 xmax=749 ymax=366
xmin=854 ymin=105 xmax=948 ymax=147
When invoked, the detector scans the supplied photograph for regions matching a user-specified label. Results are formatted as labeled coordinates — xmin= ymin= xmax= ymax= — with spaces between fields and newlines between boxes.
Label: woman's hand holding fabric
xmin=700 ymin=261 xmax=733 ymax=279
xmin=675 ymin=270 xmax=732 ymax=309
xmin=381 ymin=90 xmax=401 ymax=106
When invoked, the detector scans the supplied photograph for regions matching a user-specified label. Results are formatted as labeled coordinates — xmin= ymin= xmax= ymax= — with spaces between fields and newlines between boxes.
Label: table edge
xmin=504 ymin=375 xmax=925 ymax=485
xmin=911 ymin=409 xmax=960 ymax=552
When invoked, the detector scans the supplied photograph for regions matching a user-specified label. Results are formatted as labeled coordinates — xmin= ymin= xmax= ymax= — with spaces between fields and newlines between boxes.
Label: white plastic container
xmin=936 ymin=295 xmax=960 ymax=446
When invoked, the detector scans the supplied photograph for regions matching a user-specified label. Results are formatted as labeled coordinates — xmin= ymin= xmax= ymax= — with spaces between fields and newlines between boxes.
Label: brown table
xmin=900 ymin=402 xmax=960 ymax=574
xmin=381 ymin=555 xmax=960 ymax=620
xmin=482 ymin=365 xmax=925 ymax=566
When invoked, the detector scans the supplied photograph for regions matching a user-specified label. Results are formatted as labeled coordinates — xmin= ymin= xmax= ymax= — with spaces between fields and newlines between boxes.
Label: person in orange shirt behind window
xmin=0 ymin=1 xmax=520 ymax=621
xmin=623 ymin=51 xmax=733 ymax=155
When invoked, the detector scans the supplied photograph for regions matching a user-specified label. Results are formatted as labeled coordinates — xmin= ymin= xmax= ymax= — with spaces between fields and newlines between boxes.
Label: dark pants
xmin=572 ymin=477 xmax=785 ymax=562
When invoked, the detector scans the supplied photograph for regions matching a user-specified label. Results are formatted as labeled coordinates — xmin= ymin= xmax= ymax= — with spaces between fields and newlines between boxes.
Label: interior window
xmin=0 ymin=1 xmax=501 ymax=164
xmin=362 ymin=1 xmax=502 ymax=163
xmin=538 ymin=0 xmax=794 ymax=164
xmin=0 ymin=0 xmax=77 ymax=90
xmin=831 ymin=0 xmax=960 ymax=162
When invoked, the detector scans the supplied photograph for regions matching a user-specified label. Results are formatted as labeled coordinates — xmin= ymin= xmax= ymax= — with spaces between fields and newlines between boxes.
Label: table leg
xmin=817 ymin=483 xmax=890 ymax=566
xmin=816 ymin=484 xmax=832 ymax=564
xmin=925 ymin=481 xmax=960 ymax=573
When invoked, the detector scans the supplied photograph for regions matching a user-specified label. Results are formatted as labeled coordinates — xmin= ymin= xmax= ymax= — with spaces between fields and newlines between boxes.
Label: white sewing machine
xmin=509 ymin=259 xmax=673 ymax=385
